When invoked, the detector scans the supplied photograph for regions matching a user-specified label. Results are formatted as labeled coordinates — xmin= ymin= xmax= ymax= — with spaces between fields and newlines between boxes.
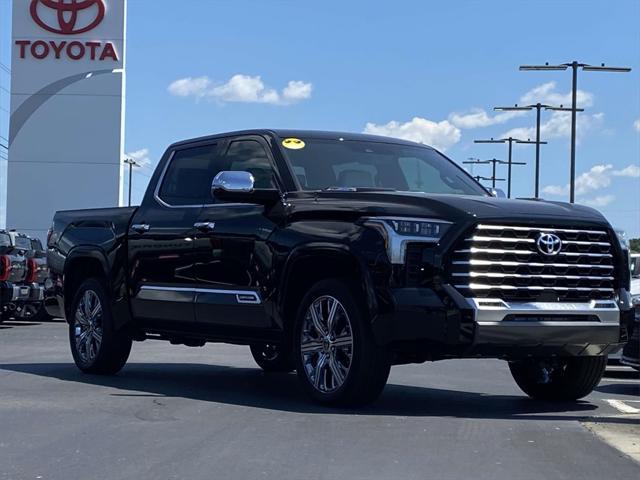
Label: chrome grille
xmin=449 ymin=224 xmax=616 ymax=302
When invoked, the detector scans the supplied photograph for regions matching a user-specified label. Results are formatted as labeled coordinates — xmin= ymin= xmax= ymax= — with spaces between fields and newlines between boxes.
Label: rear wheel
xmin=294 ymin=279 xmax=390 ymax=406
xmin=250 ymin=343 xmax=294 ymax=372
xmin=69 ymin=278 xmax=132 ymax=375
xmin=509 ymin=356 xmax=606 ymax=401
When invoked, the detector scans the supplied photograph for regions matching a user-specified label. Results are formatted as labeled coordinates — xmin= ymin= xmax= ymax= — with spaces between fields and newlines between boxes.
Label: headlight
xmin=363 ymin=217 xmax=451 ymax=264
xmin=615 ymin=229 xmax=629 ymax=251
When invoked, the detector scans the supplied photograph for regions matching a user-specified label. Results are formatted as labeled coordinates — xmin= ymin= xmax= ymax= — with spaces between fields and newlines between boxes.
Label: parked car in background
xmin=1 ymin=229 xmax=29 ymax=321
xmin=621 ymin=254 xmax=639 ymax=370
xmin=25 ymin=237 xmax=51 ymax=321
xmin=3 ymin=230 xmax=45 ymax=320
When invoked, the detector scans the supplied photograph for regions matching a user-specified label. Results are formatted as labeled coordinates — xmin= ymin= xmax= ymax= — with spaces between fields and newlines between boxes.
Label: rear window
xmin=31 ymin=239 xmax=43 ymax=251
xmin=158 ymin=144 xmax=218 ymax=206
xmin=14 ymin=236 xmax=31 ymax=249
xmin=0 ymin=234 xmax=10 ymax=247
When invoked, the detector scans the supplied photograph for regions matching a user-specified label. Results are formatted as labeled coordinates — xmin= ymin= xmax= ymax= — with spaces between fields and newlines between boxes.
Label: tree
xmin=630 ymin=238 xmax=640 ymax=253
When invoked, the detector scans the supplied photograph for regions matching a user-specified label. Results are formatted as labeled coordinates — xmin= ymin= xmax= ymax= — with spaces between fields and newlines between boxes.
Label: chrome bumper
xmin=471 ymin=298 xmax=620 ymax=326
xmin=468 ymin=298 xmax=623 ymax=356
xmin=4 ymin=283 xmax=44 ymax=302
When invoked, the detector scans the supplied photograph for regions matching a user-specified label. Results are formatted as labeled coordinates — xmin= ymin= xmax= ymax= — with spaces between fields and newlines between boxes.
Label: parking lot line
xmin=605 ymin=399 xmax=640 ymax=414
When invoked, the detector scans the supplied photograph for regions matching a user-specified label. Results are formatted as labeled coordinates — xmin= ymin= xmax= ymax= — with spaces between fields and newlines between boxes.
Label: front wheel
xmin=69 ymin=278 xmax=132 ymax=375
xmin=509 ymin=356 xmax=606 ymax=401
xmin=294 ymin=279 xmax=390 ymax=406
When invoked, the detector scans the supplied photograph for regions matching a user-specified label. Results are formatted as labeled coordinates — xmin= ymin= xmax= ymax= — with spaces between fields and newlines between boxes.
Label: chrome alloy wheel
xmin=300 ymin=295 xmax=353 ymax=393
xmin=74 ymin=290 xmax=103 ymax=364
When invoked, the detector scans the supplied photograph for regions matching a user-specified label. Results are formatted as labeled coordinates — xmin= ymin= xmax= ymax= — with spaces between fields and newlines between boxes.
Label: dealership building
xmin=0 ymin=0 xmax=127 ymax=241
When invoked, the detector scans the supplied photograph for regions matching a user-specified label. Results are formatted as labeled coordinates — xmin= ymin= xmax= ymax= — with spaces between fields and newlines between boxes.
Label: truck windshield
xmin=0 ymin=233 xmax=10 ymax=247
xmin=279 ymin=138 xmax=487 ymax=196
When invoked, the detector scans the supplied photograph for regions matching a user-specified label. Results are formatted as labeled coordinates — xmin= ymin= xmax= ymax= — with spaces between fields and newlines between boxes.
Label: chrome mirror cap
xmin=212 ymin=171 xmax=255 ymax=194
xmin=491 ymin=188 xmax=506 ymax=198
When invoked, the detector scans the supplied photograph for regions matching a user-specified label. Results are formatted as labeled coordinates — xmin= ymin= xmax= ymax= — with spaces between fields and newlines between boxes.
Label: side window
xmin=158 ymin=144 xmax=217 ymax=206
xmin=225 ymin=140 xmax=276 ymax=189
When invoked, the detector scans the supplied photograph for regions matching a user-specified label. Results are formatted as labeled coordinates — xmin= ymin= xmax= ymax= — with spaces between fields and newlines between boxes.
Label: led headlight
xmin=363 ymin=217 xmax=451 ymax=264
xmin=615 ymin=229 xmax=630 ymax=251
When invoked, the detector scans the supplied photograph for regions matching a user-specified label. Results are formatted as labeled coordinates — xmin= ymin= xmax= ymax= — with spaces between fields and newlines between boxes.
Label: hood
xmin=286 ymin=190 xmax=610 ymax=227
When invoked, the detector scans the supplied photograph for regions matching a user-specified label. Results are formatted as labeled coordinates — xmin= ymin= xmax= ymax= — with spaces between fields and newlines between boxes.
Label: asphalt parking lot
xmin=1 ymin=320 xmax=638 ymax=480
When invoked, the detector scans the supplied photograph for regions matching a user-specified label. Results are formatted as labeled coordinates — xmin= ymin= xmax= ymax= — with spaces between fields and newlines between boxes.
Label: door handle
xmin=194 ymin=222 xmax=216 ymax=232
xmin=131 ymin=223 xmax=150 ymax=233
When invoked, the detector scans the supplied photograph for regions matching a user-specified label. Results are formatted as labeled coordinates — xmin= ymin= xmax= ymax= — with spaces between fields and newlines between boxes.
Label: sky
xmin=2 ymin=0 xmax=640 ymax=236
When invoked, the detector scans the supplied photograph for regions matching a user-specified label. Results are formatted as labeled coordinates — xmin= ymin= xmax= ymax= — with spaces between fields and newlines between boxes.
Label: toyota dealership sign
xmin=7 ymin=0 xmax=127 ymax=241
xmin=16 ymin=0 xmax=119 ymax=61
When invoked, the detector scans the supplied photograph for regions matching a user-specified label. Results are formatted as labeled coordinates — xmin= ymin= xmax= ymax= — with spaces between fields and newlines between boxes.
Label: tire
xmin=509 ymin=356 xmax=606 ymax=401
xmin=293 ymin=278 xmax=391 ymax=406
xmin=250 ymin=343 xmax=294 ymax=372
xmin=69 ymin=278 xmax=132 ymax=375
xmin=31 ymin=303 xmax=53 ymax=322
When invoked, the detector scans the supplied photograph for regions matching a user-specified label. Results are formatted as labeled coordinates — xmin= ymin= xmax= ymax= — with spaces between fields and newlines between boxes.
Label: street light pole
xmin=474 ymin=138 xmax=530 ymax=198
xmin=464 ymin=158 xmax=507 ymax=189
xmin=519 ymin=61 xmax=631 ymax=203
xmin=494 ymin=104 xmax=551 ymax=198
xmin=123 ymin=157 xmax=140 ymax=207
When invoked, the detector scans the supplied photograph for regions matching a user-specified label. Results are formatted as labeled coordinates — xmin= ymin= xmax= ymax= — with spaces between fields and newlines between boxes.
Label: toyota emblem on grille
xmin=536 ymin=233 xmax=562 ymax=256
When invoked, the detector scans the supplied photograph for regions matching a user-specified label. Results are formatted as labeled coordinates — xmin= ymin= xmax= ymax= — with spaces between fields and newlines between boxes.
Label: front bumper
xmin=373 ymin=285 xmax=629 ymax=359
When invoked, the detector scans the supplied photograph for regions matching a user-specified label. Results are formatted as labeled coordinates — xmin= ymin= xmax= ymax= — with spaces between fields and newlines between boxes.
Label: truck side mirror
xmin=491 ymin=188 xmax=506 ymax=198
xmin=211 ymin=171 xmax=255 ymax=195
xmin=211 ymin=171 xmax=280 ymax=205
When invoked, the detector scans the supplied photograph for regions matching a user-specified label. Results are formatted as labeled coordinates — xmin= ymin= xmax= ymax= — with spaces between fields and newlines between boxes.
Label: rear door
xmin=128 ymin=142 xmax=220 ymax=329
xmin=191 ymin=136 xmax=282 ymax=332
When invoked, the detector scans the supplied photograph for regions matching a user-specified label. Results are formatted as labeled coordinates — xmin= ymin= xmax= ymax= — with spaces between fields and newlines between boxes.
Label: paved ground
xmin=1 ymin=320 xmax=638 ymax=480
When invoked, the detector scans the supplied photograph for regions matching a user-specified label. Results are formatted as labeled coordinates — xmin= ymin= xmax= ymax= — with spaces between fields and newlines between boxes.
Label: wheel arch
xmin=63 ymin=248 xmax=110 ymax=321
xmin=278 ymin=243 xmax=379 ymax=338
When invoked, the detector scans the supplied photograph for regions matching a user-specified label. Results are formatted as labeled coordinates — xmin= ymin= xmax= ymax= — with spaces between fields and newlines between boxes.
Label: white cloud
xmin=168 ymin=74 xmax=312 ymax=105
xmin=542 ymin=163 xmax=639 ymax=197
xmin=520 ymin=81 xmax=594 ymax=109
xmin=612 ymin=164 xmax=640 ymax=178
xmin=125 ymin=148 xmax=152 ymax=171
xmin=449 ymin=82 xmax=595 ymax=132
xmin=449 ymin=108 xmax=527 ymax=129
xmin=502 ymin=110 xmax=604 ymax=142
xmin=634 ymin=119 xmax=640 ymax=132
xmin=580 ymin=195 xmax=615 ymax=208
xmin=167 ymin=77 xmax=211 ymax=97
xmin=363 ymin=117 xmax=461 ymax=151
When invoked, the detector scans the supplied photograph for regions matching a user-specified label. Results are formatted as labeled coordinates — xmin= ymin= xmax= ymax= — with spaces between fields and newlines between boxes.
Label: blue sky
xmin=3 ymin=0 xmax=640 ymax=235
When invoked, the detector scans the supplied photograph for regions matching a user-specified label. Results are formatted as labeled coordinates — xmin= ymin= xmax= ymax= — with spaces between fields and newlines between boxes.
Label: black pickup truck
xmin=45 ymin=130 xmax=634 ymax=406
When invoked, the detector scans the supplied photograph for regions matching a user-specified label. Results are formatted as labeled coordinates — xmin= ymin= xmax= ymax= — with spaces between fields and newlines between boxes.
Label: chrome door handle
xmin=131 ymin=223 xmax=150 ymax=233
xmin=194 ymin=222 xmax=216 ymax=232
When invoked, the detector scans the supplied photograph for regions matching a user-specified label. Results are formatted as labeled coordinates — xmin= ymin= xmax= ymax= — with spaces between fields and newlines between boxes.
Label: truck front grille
xmin=449 ymin=224 xmax=617 ymax=302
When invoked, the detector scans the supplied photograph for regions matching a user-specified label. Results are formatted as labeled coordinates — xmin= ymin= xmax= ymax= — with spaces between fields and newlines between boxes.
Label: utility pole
xmin=123 ymin=157 xmax=140 ymax=207
xmin=474 ymin=138 xmax=530 ymax=198
xmin=519 ymin=61 xmax=631 ymax=203
xmin=464 ymin=158 xmax=507 ymax=189
xmin=493 ymin=104 xmax=557 ymax=198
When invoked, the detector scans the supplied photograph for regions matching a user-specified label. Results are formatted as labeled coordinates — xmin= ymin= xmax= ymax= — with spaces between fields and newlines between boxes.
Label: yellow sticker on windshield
xmin=282 ymin=138 xmax=306 ymax=150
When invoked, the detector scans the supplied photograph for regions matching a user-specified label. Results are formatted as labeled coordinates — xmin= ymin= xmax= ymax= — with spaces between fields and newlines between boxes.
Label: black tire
xmin=293 ymin=278 xmax=391 ymax=406
xmin=250 ymin=343 xmax=294 ymax=372
xmin=509 ymin=356 xmax=606 ymax=401
xmin=69 ymin=278 xmax=132 ymax=375
xmin=31 ymin=303 xmax=53 ymax=322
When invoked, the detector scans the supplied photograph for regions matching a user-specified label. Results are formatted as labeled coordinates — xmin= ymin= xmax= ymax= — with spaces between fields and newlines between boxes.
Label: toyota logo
xmin=536 ymin=233 xmax=563 ymax=256
xmin=30 ymin=0 xmax=106 ymax=35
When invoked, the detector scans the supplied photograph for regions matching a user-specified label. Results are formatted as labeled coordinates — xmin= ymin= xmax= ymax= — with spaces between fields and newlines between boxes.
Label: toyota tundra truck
xmin=45 ymin=130 xmax=635 ymax=406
